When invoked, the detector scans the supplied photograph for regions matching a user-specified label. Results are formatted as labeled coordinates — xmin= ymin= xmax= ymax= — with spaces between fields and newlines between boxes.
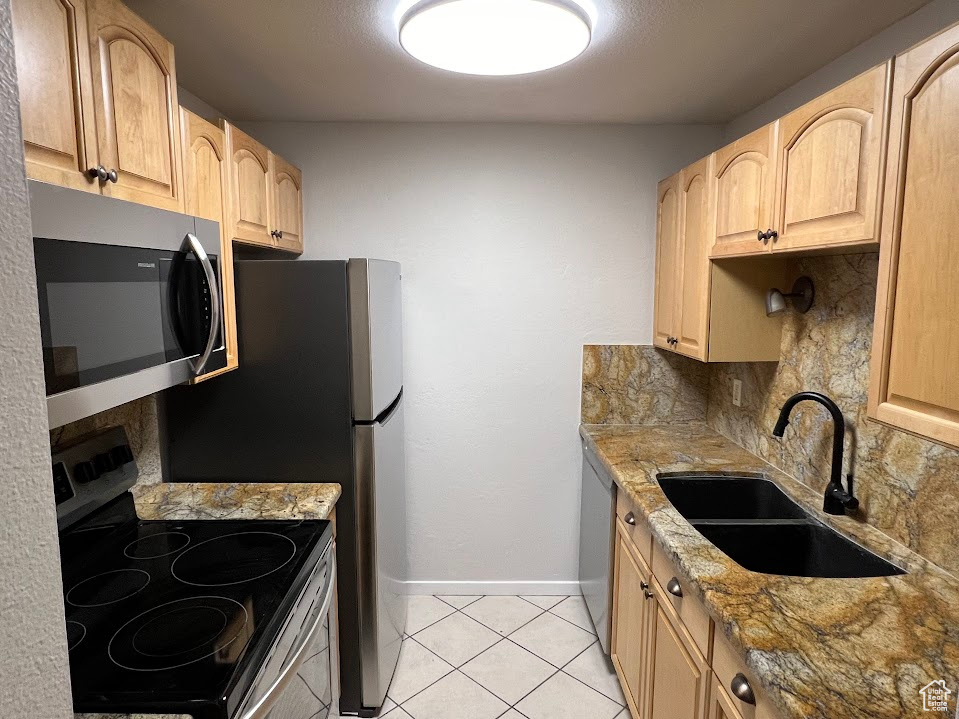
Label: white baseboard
xmin=401 ymin=580 xmax=581 ymax=596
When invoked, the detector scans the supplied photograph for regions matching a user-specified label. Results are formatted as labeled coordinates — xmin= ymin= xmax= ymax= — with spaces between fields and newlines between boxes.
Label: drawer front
xmin=651 ymin=549 xmax=712 ymax=659
xmin=616 ymin=491 xmax=654 ymax=567
xmin=712 ymin=630 xmax=782 ymax=719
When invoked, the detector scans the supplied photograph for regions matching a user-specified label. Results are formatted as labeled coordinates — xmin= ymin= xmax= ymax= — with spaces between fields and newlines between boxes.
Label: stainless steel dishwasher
xmin=578 ymin=441 xmax=616 ymax=654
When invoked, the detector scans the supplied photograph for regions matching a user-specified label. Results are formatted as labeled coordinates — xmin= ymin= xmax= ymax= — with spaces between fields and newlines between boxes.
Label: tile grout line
xmin=396 ymin=596 xmax=616 ymax=717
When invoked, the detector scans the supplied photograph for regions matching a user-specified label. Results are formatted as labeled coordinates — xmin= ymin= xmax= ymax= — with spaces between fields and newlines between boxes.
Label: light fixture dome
xmin=399 ymin=0 xmax=592 ymax=76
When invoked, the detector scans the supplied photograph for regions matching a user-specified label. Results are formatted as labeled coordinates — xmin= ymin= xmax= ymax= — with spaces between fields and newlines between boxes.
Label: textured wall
xmin=725 ymin=0 xmax=959 ymax=139
xmin=581 ymin=345 xmax=708 ymax=425
xmin=0 ymin=0 xmax=74 ymax=713
xmin=241 ymin=121 xmax=724 ymax=592
xmin=52 ymin=395 xmax=163 ymax=486
xmin=708 ymin=254 xmax=959 ymax=575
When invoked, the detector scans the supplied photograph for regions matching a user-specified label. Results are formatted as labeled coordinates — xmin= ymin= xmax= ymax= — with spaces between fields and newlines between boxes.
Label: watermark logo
xmin=919 ymin=680 xmax=951 ymax=712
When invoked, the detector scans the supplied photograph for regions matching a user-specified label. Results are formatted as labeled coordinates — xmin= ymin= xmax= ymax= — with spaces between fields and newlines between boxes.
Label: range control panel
xmin=52 ymin=426 xmax=139 ymax=529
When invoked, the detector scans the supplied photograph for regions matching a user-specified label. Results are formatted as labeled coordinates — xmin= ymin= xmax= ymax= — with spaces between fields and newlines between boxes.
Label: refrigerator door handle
xmin=374 ymin=390 xmax=403 ymax=426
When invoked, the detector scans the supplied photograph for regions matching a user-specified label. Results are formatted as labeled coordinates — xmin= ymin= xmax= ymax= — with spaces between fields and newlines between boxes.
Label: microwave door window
xmin=34 ymin=239 xmax=187 ymax=396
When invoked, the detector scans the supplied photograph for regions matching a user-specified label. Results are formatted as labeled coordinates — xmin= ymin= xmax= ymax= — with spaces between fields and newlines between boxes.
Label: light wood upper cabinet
xmin=271 ymin=153 xmax=304 ymax=254
xmin=223 ymin=121 xmax=273 ymax=248
xmin=675 ymin=157 xmax=711 ymax=360
xmin=653 ymin=172 xmax=682 ymax=351
xmin=869 ymin=23 xmax=959 ymax=450
xmin=86 ymin=0 xmax=183 ymax=211
xmin=180 ymin=107 xmax=238 ymax=380
xmin=11 ymin=0 xmax=100 ymax=192
xmin=709 ymin=124 xmax=778 ymax=258
xmin=773 ymin=62 xmax=891 ymax=253
xmin=654 ymin=161 xmax=785 ymax=364
xmin=612 ymin=521 xmax=652 ymax=718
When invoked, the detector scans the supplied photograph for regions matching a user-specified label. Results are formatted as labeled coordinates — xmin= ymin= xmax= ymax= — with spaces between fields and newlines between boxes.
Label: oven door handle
xmin=240 ymin=554 xmax=336 ymax=719
xmin=184 ymin=233 xmax=220 ymax=376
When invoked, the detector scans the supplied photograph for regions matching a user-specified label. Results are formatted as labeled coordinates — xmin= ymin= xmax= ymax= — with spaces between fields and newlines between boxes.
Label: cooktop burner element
xmin=66 ymin=621 xmax=86 ymax=651
xmin=109 ymin=596 xmax=250 ymax=672
xmin=124 ymin=531 xmax=191 ymax=559
xmin=172 ymin=532 xmax=297 ymax=586
xmin=66 ymin=568 xmax=151 ymax=607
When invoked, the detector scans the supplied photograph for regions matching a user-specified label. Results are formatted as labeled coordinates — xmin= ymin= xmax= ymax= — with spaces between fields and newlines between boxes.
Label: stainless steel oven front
xmin=29 ymin=181 xmax=226 ymax=428
xmin=236 ymin=545 xmax=338 ymax=719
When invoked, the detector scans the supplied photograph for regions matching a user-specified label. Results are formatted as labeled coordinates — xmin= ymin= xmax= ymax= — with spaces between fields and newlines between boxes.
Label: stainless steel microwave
xmin=30 ymin=181 xmax=226 ymax=428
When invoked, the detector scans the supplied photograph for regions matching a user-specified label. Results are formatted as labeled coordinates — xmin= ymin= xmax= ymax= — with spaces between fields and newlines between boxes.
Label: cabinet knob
xmin=643 ymin=588 xmax=654 ymax=600
xmin=640 ymin=581 xmax=649 ymax=590
xmin=88 ymin=165 xmax=108 ymax=182
xmin=767 ymin=229 xmax=779 ymax=242
xmin=730 ymin=673 xmax=756 ymax=705
xmin=666 ymin=577 xmax=683 ymax=597
xmin=107 ymin=168 xmax=118 ymax=183
xmin=757 ymin=230 xmax=766 ymax=242
xmin=624 ymin=512 xmax=636 ymax=525
xmin=276 ymin=230 xmax=283 ymax=239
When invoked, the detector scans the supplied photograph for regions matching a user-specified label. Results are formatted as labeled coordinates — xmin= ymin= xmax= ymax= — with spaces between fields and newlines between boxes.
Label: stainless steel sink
xmin=657 ymin=474 xmax=905 ymax=578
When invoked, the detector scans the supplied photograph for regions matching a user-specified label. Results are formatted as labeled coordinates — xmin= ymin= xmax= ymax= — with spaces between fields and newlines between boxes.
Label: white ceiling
xmin=125 ymin=0 xmax=930 ymax=124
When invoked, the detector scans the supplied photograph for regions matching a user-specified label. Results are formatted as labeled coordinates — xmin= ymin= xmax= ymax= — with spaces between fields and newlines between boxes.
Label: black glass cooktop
xmin=59 ymin=494 xmax=332 ymax=719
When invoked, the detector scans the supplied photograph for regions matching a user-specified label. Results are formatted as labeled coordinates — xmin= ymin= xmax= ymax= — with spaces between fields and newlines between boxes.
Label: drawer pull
xmin=624 ymin=512 xmax=636 ymax=525
xmin=666 ymin=577 xmax=683 ymax=598
xmin=731 ymin=673 xmax=756 ymax=705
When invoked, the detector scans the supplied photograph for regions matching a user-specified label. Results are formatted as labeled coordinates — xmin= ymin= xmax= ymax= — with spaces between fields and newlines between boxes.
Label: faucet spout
xmin=772 ymin=392 xmax=858 ymax=516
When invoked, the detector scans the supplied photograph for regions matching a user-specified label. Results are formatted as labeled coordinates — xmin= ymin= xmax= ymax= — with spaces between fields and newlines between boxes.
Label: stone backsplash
xmin=583 ymin=253 xmax=959 ymax=576
xmin=708 ymin=253 xmax=959 ymax=575
xmin=581 ymin=344 xmax=708 ymax=425
xmin=50 ymin=395 xmax=162 ymax=485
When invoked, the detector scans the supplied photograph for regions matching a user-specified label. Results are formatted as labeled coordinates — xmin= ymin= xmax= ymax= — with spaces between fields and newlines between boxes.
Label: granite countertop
xmin=581 ymin=422 xmax=959 ymax=719
xmin=131 ymin=482 xmax=341 ymax=521
xmin=75 ymin=482 xmax=341 ymax=719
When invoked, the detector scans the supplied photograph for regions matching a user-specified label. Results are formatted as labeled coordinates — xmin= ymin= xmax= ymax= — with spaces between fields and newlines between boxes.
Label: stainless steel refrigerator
xmin=159 ymin=259 xmax=408 ymax=717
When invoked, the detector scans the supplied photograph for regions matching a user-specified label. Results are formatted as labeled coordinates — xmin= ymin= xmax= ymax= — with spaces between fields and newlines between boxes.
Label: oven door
xmin=236 ymin=551 xmax=337 ymax=719
xmin=35 ymin=235 xmax=225 ymax=427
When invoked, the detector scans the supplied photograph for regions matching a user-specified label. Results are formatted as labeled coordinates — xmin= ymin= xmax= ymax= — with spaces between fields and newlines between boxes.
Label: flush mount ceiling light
xmin=399 ymin=0 xmax=592 ymax=76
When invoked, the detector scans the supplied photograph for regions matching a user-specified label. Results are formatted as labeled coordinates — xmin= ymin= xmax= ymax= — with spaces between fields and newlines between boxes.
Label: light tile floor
xmin=349 ymin=595 xmax=628 ymax=719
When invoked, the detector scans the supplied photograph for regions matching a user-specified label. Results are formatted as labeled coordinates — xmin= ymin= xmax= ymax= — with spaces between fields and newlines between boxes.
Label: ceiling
xmin=125 ymin=0 xmax=930 ymax=124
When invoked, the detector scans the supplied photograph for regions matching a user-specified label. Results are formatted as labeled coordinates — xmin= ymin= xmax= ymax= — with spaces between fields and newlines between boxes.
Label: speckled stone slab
xmin=131 ymin=482 xmax=341 ymax=521
xmin=581 ymin=422 xmax=959 ymax=719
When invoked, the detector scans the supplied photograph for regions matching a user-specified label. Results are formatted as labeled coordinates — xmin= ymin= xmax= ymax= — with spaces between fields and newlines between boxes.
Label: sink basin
xmin=692 ymin=522 xmax=906 ymax=578
xmin=658 ymin=475 xmax=808 ymax=520
xmin=658 ymin=474 xmax=905 ymax=578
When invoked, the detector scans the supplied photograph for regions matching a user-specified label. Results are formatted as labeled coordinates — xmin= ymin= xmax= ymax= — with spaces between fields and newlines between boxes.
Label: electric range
xmin=54 ymin=427 xmax=335 ymax=719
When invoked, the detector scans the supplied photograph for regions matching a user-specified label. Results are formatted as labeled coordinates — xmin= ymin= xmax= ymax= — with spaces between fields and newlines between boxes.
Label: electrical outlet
xmin=733 ymin=379 xmax=743 ymax=407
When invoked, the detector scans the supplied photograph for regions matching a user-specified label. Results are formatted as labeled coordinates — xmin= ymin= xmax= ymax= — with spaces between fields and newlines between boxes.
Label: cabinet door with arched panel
xmin=709 ymin=124 xmax=778 ymax=258
xmin=271 ymin=152 xmax=304 ymax=254
xmin=870 ymin=23 xmax=959 ymax=449
xmin=11 ymin=0 xmax=100 ymax=192
xmin=773 ymin=62 xmax=890 ymax=253
xmin=180 ymin=107 xmax=238 ymax=380
xmin=87 ymin=0 xmax=183 ymax=211
xmin=675 ymin=157 xmax=711 ymax=361
xmin=653 ymin=172 xmax=682 ymax=350
xmin=222 ymin=122 xmax=273 ymax=248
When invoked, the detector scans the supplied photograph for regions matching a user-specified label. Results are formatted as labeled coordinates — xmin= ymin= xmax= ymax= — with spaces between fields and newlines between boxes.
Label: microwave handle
xmin=239 ymin=555 xmax=336 ymax=719
xmin=184 ymin=233 xmax=220 ymax=375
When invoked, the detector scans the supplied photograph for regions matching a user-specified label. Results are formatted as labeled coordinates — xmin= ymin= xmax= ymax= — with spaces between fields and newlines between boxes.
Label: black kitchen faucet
xmin=773 ymin=391 xmax=859 ymax=516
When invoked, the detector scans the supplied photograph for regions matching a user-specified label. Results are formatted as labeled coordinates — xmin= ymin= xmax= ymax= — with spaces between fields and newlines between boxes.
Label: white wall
xmin=242 ymin=122 xmax=722 ymax=591
xmin=725 ymin=0 xmax=959 ymax=138
xmin=0 ymin=0 xmax=74 ymax=714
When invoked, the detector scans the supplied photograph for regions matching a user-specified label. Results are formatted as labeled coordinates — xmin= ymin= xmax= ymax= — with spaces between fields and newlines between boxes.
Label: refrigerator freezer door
xmin=354 ymin=394 xmax=408 ymax=708
xmin=349 ymin=259 xmax=404 ymax=421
